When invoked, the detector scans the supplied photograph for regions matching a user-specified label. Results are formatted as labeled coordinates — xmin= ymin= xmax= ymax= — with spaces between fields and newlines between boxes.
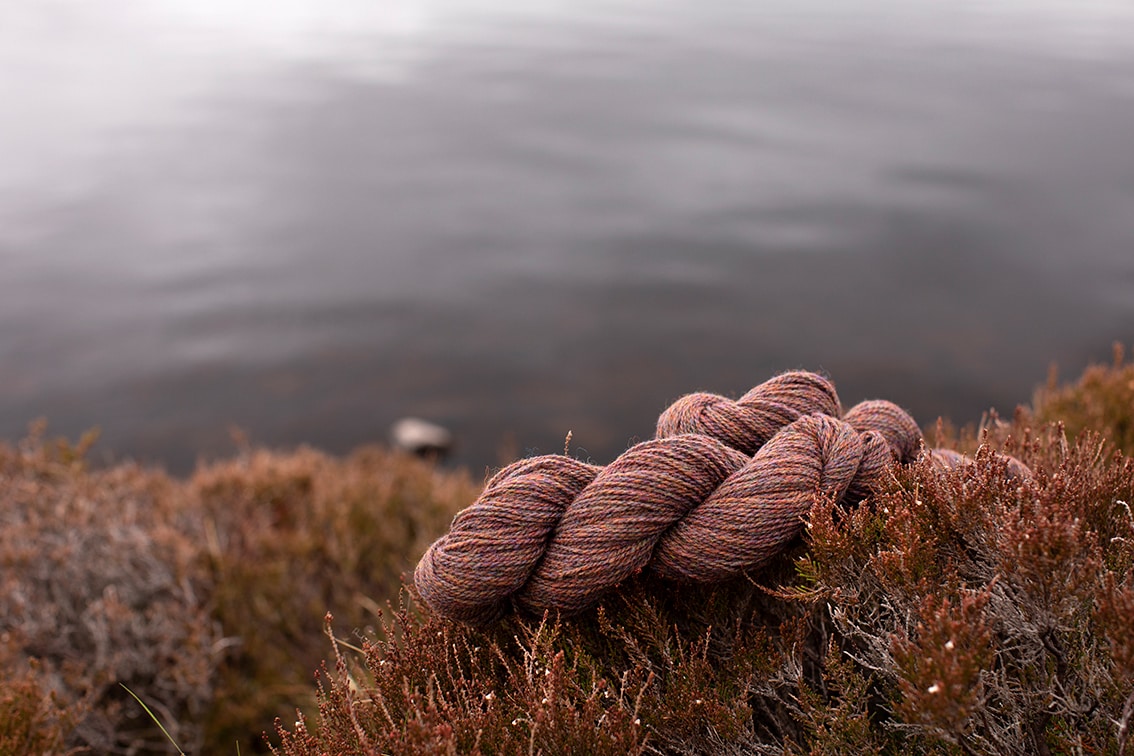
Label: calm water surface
xmin=2 ymin=0 xmax=1134 ymax=473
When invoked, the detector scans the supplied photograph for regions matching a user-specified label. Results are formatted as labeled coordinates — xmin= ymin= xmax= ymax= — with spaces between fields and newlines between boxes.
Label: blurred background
xmin=1 ymin=0 xmax=1132 ymax=475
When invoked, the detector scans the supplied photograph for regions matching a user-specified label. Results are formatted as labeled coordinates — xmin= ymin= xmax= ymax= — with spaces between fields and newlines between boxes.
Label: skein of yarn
xmin=414 ymin=372 xmax=1022 ymax=624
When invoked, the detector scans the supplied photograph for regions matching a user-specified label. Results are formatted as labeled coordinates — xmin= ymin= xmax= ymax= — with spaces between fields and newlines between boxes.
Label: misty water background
xmin=2 ymin=0 xmax=1133 ymax=474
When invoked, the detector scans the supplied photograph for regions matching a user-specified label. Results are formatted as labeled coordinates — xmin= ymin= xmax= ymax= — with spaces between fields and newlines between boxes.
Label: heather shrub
xmin=1033 ymin=342 xmax=1134 ymax=454
xmin=276 ymin=421 xmax=1134 ymax=755
xmin=0 ymin=425 xmax=219 ymax=754
xmin=0 ymin=426 xmax=477 ymax=753
xmin=0 ymin=639 xmax=88 ymax=756
xmin=803 ymin=425 xmax=1134 ymax=753
xmin=192 ymin=444 xmax=478 ymax=751
xmin=274 ymin=577 xmax=807 ymax=756
xmin=6 ymin=356 xmax=1134 ymax=753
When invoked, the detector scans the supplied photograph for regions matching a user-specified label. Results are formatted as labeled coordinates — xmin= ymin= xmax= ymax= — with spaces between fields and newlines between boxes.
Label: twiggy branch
xmin=1117 ymin=689 xmax=1134 ymax=754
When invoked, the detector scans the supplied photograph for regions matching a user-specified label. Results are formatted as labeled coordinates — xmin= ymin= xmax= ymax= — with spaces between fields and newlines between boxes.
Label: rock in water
xmin=390 ymin=418 xmax=453 ymax=459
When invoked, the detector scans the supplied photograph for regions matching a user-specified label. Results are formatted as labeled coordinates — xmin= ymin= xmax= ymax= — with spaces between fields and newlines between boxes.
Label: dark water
xmin=2 ymin=1 xmax=1134 ymax=475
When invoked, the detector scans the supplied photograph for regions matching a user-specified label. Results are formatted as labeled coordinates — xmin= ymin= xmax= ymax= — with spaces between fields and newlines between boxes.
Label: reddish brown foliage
xmin=5 ymin=355 xmax=1134 ymax=753
xmin=0 ymin=429 xmax=477 ymax=754
xmin=192 ymin=444 xmax=478 ymax=750
xmin=0 ymin=642 xmax=88 ymax=756
xmin=1034 ymin=342 xmax=1134 ymax=455
xmin=277 ymin=419 xmax=1134 ymax=755
xmin=0 ymin=424 xmax=217 ymax=754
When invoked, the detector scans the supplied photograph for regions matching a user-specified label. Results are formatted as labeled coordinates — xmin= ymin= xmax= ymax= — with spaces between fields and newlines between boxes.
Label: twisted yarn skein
xmin=414 ymin=372 xmax=1001 ymax=624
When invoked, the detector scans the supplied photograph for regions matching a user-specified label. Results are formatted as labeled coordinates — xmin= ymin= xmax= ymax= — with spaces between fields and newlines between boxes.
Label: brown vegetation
xmin=193 ymin=444 xmax=478 ymax=750
xmin=0 ymin=429 xmax=477 ymax=754
xmin=273 ymin=423 xmax=1134 ymax=755
xmin=2 ymin=351 xmax=1132 ymax=753
xmin=0 ymin=425 xmax=216 ymax=754
xmin=1034 ymin=342 xmax=1134 ymax=455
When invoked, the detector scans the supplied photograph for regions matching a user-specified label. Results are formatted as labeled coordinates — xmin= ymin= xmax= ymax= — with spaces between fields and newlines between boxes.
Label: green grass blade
xmin=120 ymin=683 xmax=186 ymax=755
